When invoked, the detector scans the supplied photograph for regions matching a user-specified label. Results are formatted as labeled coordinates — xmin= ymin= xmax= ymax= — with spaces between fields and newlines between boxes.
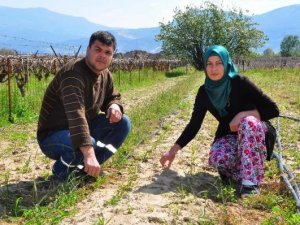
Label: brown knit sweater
xmin=37 ymin=58 xmax=123 ymax=149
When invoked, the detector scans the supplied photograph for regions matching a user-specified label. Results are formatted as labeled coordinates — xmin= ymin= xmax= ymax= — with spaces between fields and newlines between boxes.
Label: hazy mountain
xmin=0 ymin=6 xmax=160 ymax=54
xmin=253 ymin=4 xmax=300 ymax=52
xmin=58 ymin=27 xmax=161 ymax=54
xmin=0 ymin=5 xmax=299 ymax=54
xmin=0 ymin=7 xmax=110 ymax=40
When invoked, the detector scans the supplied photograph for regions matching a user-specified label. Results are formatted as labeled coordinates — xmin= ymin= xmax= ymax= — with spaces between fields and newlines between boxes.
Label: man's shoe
xmin=69 ymin=167 xmax=98 ymax=183
xmin=36 ymin=175 xmax=63 ymax=190
xmin=240 ymin=185 xmax=260 ymax=197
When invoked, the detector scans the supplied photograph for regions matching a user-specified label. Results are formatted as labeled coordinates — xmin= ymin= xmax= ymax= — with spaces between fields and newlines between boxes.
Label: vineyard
xmin=234 ymin=57 xmax=300 ymax=71
xmin=0 ymin=55 xmax=299 ymax=224
xmin=0 ymin=55 xmax=185 ymax=125
xmin=0 ymin=55 xmax=184 ymax=85
xmin=1 ymin=55 xmax=300 ymax=125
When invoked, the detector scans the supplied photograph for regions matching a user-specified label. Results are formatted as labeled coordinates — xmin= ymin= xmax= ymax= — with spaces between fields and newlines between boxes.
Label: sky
xmin=0 ymin=0 xmax=300 ymax=28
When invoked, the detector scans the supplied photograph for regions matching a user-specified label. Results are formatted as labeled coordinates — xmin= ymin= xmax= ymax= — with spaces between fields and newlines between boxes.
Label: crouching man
xmin=37 ymin=31 xmax=131 ymax=180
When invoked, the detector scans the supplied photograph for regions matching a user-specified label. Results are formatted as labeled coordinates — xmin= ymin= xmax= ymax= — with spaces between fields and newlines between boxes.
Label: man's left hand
xmin=107 ymin=104 xmax=122 ymax=123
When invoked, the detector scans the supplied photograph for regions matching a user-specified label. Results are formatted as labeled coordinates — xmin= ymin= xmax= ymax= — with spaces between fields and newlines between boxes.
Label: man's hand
xmin=107 ymin=103 xmax=122 ymax=123
xmin=160 ymin=144 xmax=181 ymax=168
xmin=80 ymin=146 xmax=101 ymax=177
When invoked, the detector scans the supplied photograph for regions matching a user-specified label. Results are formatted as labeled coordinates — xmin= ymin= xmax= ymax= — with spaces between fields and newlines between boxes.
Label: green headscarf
xmin=204 ymin=45 xmax=238 ymax=117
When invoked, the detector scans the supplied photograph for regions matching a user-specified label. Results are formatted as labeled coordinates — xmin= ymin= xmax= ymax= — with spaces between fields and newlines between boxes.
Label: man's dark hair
xmin=88 ymin=31 xmax=117 ymax=51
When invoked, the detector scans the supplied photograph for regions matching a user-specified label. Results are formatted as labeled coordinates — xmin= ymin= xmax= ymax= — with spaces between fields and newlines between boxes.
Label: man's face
xmin=85 ymin=40 xmax=114 ymax=74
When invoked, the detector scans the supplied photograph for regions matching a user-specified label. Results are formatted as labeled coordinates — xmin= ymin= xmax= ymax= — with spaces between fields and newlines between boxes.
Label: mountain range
xmin=0 ymin=5 xmax=300 ymax=55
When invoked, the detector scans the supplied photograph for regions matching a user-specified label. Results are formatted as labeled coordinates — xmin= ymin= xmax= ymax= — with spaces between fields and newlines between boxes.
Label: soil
xmin=0 ymin=74 xmax=284 ymax=225
xmin=59 ymin=82 xmax=270 ymax=225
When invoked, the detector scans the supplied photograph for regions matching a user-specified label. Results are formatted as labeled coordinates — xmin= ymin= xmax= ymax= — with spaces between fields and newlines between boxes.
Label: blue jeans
xmin=38 ymin=114 xmax=131 ymax=180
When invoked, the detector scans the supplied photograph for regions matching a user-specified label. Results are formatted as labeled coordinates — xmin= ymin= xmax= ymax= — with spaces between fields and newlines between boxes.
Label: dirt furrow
xmin=0 ymin=75 xmax=191 ymax=222
xmin=0 ymin=76 xmax=188 ymax=185
xmin=60 ymin=91 xmax=269 ymax=225
xmin=122 ymin=76 xmax=188 ymax=114
xmin=100 ymin=112 xmax=268 ymax=225
xmin=1 ymin=74 xmax=270 ymax=225
xmin=59 ymin=93 xmax=201 ymax=225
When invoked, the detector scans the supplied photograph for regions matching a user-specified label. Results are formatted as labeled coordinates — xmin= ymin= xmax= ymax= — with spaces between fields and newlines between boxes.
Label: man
xmin=37 ymin=31 xmax=131 ymax=180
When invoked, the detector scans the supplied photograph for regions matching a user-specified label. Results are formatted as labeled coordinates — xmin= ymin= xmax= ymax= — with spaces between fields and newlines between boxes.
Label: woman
xmin=160 ymin=45 xmax=279 ymax=196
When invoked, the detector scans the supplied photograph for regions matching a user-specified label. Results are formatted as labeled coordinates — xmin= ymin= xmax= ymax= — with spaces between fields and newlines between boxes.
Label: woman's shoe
xmin=240 ymin=185 xmax=260 ymax=197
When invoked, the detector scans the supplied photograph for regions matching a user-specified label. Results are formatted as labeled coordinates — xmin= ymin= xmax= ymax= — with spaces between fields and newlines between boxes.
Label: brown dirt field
xmin=0 ymin=74 xmax=284 ymax=225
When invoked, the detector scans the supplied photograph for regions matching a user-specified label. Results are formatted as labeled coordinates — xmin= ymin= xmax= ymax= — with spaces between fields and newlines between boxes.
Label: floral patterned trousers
xmin=208 ymin=116 xmax=268 ymax=185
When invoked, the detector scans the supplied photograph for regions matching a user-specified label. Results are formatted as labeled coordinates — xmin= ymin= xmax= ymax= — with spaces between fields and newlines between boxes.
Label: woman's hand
xmin=229 ymin=110 xmax=260 ymax=132
xmin=160 ymin=143 xmax=181 ymax=168
xmin=229 ymin=112 xmax=245 ymax=132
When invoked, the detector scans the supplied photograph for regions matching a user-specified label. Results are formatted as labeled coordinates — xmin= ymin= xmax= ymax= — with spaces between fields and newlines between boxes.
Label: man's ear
xmin=86 ymin=46 xmax=90 ymax=55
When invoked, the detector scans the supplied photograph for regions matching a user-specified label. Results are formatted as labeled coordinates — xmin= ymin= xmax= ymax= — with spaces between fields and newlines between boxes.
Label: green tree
xmin=156 ymin=2 xmax=267 ymax=70
xmin=263 ymin=48 xmax=275 ymax=57
xmin=290 ymin=45 xmax=300 ymax=57
xmin=280 ymin=35 xmax=300 ymax=57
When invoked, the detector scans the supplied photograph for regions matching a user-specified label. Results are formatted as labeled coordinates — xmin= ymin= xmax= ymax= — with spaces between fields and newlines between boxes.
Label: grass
xmin=246 ymin=67 xmax=300 ymax=113
xmin=110 ymin=72 xmax=199 ymax=169
xmin=104 ymin=165 xmax=138 ymax=207
xmin=114 ymin=68 xmax=168 ymax=92
xmin=0 ymin=67 xmax=181 ymax=126
xmin=0 ymin=74 xmax=49 ymax=126
xmin=0 ymin=68 xmax=198 ymax=224
xmin=0 ymin=66 xmax=299 ymax=224
xmin=20 ymin=180 xmax=80 ymax=225
xmin=217 ymin=185 xmax=237 ymax=203
xmin=94 ymin=216 xmax=112 ymax=225
xmin=239 ymin=67 xmax=300 ymax=224
xmin=261 ymin=206 xmax=300 ymax=225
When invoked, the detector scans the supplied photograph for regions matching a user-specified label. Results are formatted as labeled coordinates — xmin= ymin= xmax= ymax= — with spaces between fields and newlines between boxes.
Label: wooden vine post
xmin=7 ymin=58 xmax=13 ymax=122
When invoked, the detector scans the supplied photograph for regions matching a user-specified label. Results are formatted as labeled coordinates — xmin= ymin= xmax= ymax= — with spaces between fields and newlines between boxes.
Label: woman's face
xmin=206 ymin=55 xmax=225 ymax=81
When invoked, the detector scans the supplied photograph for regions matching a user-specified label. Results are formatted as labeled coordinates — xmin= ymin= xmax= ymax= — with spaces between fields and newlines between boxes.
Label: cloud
xmin=0 ymin=0 xmax=299 ymax=28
